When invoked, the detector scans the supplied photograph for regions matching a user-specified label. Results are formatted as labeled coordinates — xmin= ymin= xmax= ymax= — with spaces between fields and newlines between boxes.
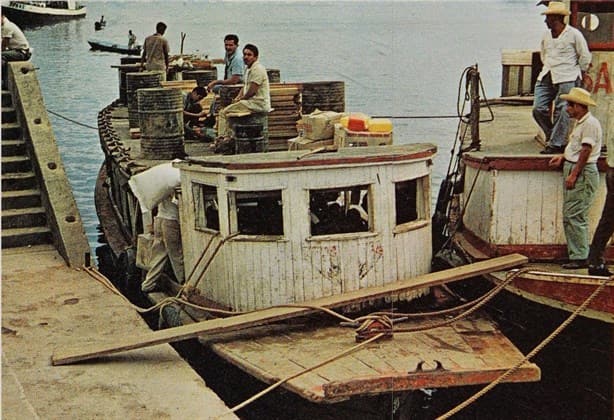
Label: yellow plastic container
xmin=367 ymin=118 xmax=393 ymax=133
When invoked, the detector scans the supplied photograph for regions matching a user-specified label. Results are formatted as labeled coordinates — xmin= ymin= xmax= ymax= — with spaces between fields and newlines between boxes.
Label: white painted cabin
xmin=175 ymin=144 xmax=437 ymax=312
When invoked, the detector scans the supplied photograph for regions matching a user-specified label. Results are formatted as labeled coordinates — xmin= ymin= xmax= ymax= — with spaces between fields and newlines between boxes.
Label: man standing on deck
xmin=128 ymin=30 xmax=137 ymax=50
xmin=548 ymin=88 xmax=602 ymax=269
xmin=141 ymin=22 xmax=170 ymax=81
xmin=533 ymin=2 xmax=591 ymax=154
xmin=214 ymin=43 xmax=271 ymax=149
xmin=1 ymin=13 xmax=31 ymax=87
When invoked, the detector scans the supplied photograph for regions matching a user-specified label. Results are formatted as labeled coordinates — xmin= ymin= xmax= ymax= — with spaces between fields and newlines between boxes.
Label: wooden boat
xmin=433 ymin=0 xmax=614 ymax=324
xmin=91 ymin=60 xmax=541 ymax=414
xmin=88 ymin=39 xmax=141 ymax=56
xmin=2 ymin=1 xmax=86 ymax=26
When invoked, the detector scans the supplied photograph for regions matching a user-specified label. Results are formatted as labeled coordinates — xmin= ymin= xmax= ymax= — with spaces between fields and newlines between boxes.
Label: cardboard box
xmin=302 ymin=110 xmax=344 ymax=140
xmin=334 ymin=124 xmax=393 ymax=148
xmin=288 ymin=136 xmax=334 ymax=151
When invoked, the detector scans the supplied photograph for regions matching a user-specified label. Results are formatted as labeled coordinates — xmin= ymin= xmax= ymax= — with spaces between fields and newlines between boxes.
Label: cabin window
xmin=573 ymin=3 xmax=614 ymax=49
xmin=309 ymin=185 xmax=370 ymax=236
xmin=395 ymin=177 xmax=427 ymax=226
xmin=228 ymin=190 xmax=283 ymax=236
xmin=192 ymin=183 xmax=219 ymax=232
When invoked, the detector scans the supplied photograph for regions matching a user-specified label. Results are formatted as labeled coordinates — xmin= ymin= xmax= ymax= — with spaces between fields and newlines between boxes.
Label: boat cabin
xmin=175 ymin=144 xmax=436 ymax=312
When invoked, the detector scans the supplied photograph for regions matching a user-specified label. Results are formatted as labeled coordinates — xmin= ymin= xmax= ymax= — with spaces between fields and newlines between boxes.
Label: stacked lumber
xmin=268 ymin=83 xmax=301 ymax=150
xmin=161 ymin=80 xmax=197 ymax=92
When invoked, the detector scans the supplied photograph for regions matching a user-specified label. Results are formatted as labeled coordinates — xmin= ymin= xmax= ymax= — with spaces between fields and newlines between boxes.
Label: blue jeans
xmin=532 ymin=73 xmax=580 ymax=148
xmin=562 ymin=161 xmax=599 ymax=260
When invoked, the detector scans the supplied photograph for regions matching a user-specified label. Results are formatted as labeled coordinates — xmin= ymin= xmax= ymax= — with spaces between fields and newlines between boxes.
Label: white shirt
xmin=563 ymin=112 xmax=602 ymax=164
xmin=1 ymin=17 xmax=29 ymax=50
xmin=157 ymin=196 xmax=179 ymax=221
xmin=242 ymin=60 xmax=271 ymax=113
xmin=538 ymin=25 xmax=591 ymax=84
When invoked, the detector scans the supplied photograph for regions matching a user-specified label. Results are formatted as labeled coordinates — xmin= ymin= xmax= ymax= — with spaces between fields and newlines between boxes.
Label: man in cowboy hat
xmin=534 ymin=1 xmax=591 ymax=154
xmin=548 ymin=88 xmax=602 ymax=269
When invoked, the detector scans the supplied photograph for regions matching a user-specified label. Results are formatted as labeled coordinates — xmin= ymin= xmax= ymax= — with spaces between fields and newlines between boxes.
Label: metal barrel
xmin=120 ymin=56 xmax=141 ymax=65
xmin=181 ymin=69 xmax=218 ymax=87
xmin=230 ymin=117 xmax=269 ymax=154
xmin=266 ymin=68 xmax=280 ymax=83
xmin=117 ymin=64 xmax=142 ymax=106
xmin=137 ymin=88 xmax=185 ymax=159
xmin=301 ymin=81 xmax=345 ymax=115
xmin=126 ymin=71 xmax=162 ymax=128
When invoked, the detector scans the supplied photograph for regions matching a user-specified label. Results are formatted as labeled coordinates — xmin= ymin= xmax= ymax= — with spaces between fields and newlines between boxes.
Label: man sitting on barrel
xmin=213 ymin=43 xmax=271 ymax=153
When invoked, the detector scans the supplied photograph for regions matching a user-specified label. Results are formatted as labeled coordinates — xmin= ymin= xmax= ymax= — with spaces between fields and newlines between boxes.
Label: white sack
xmin=128 ymin=160 xmax=181 ymax=212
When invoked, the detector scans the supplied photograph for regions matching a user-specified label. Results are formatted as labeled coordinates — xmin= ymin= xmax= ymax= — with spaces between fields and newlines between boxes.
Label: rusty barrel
xmin=120 ymin=56 xmax=141 ymax=65
xmin=137 ymin=88 xmax=185 ymax=159
xmin=126 ymin=71 xmax=162 ymax=128
xmin=182 ymin=69 xmax=218 ymax=87
xmin=117 ymin=64 xmax=142 ymax=106
xmin=230 ymin=115 xmax=269 ymax=154
xmin=301 ymin=81 xmax=345 ymax=115
xmin=266 ymin=69 xmax=280 ymax=83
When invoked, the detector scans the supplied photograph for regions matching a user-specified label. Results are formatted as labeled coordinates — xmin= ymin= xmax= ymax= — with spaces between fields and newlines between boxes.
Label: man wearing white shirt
xmin=1 ymin=13 xmax=31 ymax=87
xmin=533 ymin=2 xmax=591 ymax=154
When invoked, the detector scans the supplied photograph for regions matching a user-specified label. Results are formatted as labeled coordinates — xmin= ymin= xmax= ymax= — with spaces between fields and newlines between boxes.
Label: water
xmin=20 ymin=1 xmax=612 ymax=418
xmin=25 ymin=0 xmax=544 ymax=252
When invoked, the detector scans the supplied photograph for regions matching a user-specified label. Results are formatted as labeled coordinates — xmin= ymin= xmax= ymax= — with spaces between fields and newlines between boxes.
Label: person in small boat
xmin=1 ymin=13 xmax=31 ymax=87
xmin=128 ymin=30 xmax=137 ymax=50
xmin=207 ymin=34 xmax=244 ymax=115
xmin=182 ymin=86 xmax=209 ymax=140
xmin=141 ymin=21 xmax=170 ymax=81
xmin=587 ymin=125 xmax=614 ymax=277
xmin=141 ymin=193 xmax=185 ymax=293
xmin=533 ymin=1 xmax=591 ymax=155
xmin=548 ymin=88 xmax=602 ymax=270
xmin=213 ymin=43 xmax=271 ymax=150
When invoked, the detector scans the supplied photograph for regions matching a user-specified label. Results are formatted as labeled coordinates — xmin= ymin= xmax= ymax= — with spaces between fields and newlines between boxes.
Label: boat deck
xmin=206 ymin=314 xmax=540 ymax=403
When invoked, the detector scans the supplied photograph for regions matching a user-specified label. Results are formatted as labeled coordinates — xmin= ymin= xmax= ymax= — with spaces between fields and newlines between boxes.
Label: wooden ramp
xmin=52 ymin=254 xmax=527 ymax=366
xmin=208 ymin=314 xmax=540 ymax=403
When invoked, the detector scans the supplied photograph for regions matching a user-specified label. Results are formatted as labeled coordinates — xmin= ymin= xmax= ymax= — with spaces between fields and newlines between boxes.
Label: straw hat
xmin=560 ymin=87 xmax=597 ymax=107
xmin=541 ymin=1 xmax=570 ymax=16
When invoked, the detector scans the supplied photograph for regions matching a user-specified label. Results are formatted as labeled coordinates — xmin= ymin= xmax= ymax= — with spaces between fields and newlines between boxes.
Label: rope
xmin=215 ymin=332 xmax=386 ymax=419
xmin=46 ymin=108 xmax=98 ymax=130
xmin=436 ymin=274 xmax=614 ymax=420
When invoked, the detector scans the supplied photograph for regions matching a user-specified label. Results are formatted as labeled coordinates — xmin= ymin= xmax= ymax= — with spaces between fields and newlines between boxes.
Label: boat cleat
xmin=355 ymin=316 xmax=394 ymax=342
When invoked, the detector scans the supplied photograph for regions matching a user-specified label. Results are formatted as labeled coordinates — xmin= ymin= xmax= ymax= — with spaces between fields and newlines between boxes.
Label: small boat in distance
xmin=2 ymin=1 xmax=86 ymax=27
xmin=88 ymin=39 xmax=141 ymax=56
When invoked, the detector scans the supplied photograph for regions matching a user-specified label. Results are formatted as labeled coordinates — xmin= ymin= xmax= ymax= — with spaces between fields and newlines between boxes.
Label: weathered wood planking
xmin=210 ymin=315 xmax=540 ymax=402
xmin=52 ymin=254 xmax=527 ymax=365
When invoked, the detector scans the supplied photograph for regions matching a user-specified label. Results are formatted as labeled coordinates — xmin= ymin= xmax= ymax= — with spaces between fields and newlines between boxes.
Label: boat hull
xmin=2 ymin=5 xmax=86 ymax=27
xmin=88 ymin=41 xmax=141 ymax=56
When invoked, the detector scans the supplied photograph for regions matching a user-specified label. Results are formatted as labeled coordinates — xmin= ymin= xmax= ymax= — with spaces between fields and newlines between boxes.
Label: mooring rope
xmin=436 ymin=274 xmax=614 ymax=420
xmin=46 ymin=108 xmax=98 ymax=130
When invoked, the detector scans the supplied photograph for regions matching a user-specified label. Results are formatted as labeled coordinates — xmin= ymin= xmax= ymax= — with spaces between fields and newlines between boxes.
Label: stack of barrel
xmin=126 ymin=71 xmax=162 ymax=129
xmin=182 ymin=69 xmax=218 ymax=87
xmin=137 ymin=87 xmax=185 ymax=159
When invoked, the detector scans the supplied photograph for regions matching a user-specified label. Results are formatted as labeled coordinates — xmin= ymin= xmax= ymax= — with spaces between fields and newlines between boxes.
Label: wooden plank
xmin=51 ymin=254 xmax=528 ymax=365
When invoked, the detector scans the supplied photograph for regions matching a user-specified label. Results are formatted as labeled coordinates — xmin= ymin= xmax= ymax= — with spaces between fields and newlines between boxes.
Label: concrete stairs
xmin=2 ymin=89 xmax=53 ymax=248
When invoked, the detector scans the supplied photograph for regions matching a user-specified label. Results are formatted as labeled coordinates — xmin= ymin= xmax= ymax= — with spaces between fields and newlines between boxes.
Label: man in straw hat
xmin=548 ymin=87 xmax=602 ymax=269
xmin=534 ymin=1 xmax=591 ymax=154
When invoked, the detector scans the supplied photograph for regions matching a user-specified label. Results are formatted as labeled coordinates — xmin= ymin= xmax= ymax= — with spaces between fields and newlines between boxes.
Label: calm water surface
xmin=25 ymin=0 xmax=543 ymax=251
xmin=21 ymin=1 xmax=612 ymax=419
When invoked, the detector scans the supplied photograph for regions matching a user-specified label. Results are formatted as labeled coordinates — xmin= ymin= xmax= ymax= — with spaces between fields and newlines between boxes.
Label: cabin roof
xmin=179 ymin=143 xmax=437 ymax=172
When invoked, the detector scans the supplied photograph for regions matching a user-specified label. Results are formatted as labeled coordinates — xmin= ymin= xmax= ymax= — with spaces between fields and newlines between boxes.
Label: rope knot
xmin=355 ymin=315 xmax=393 ymax=342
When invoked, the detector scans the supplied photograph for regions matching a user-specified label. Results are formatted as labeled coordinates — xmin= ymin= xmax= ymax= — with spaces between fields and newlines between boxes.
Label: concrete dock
xmin=2 ymin=245 xmax=237 ymax=419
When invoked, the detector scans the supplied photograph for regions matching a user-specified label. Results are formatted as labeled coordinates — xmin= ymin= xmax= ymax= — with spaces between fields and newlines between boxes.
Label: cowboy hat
xmin=541 ymin=1 xmax=570 ymax=16
xmin=536 ymin=1 xmax=549 ymax=5
xmin=560 ymin=87 xmax=597 ymax=107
